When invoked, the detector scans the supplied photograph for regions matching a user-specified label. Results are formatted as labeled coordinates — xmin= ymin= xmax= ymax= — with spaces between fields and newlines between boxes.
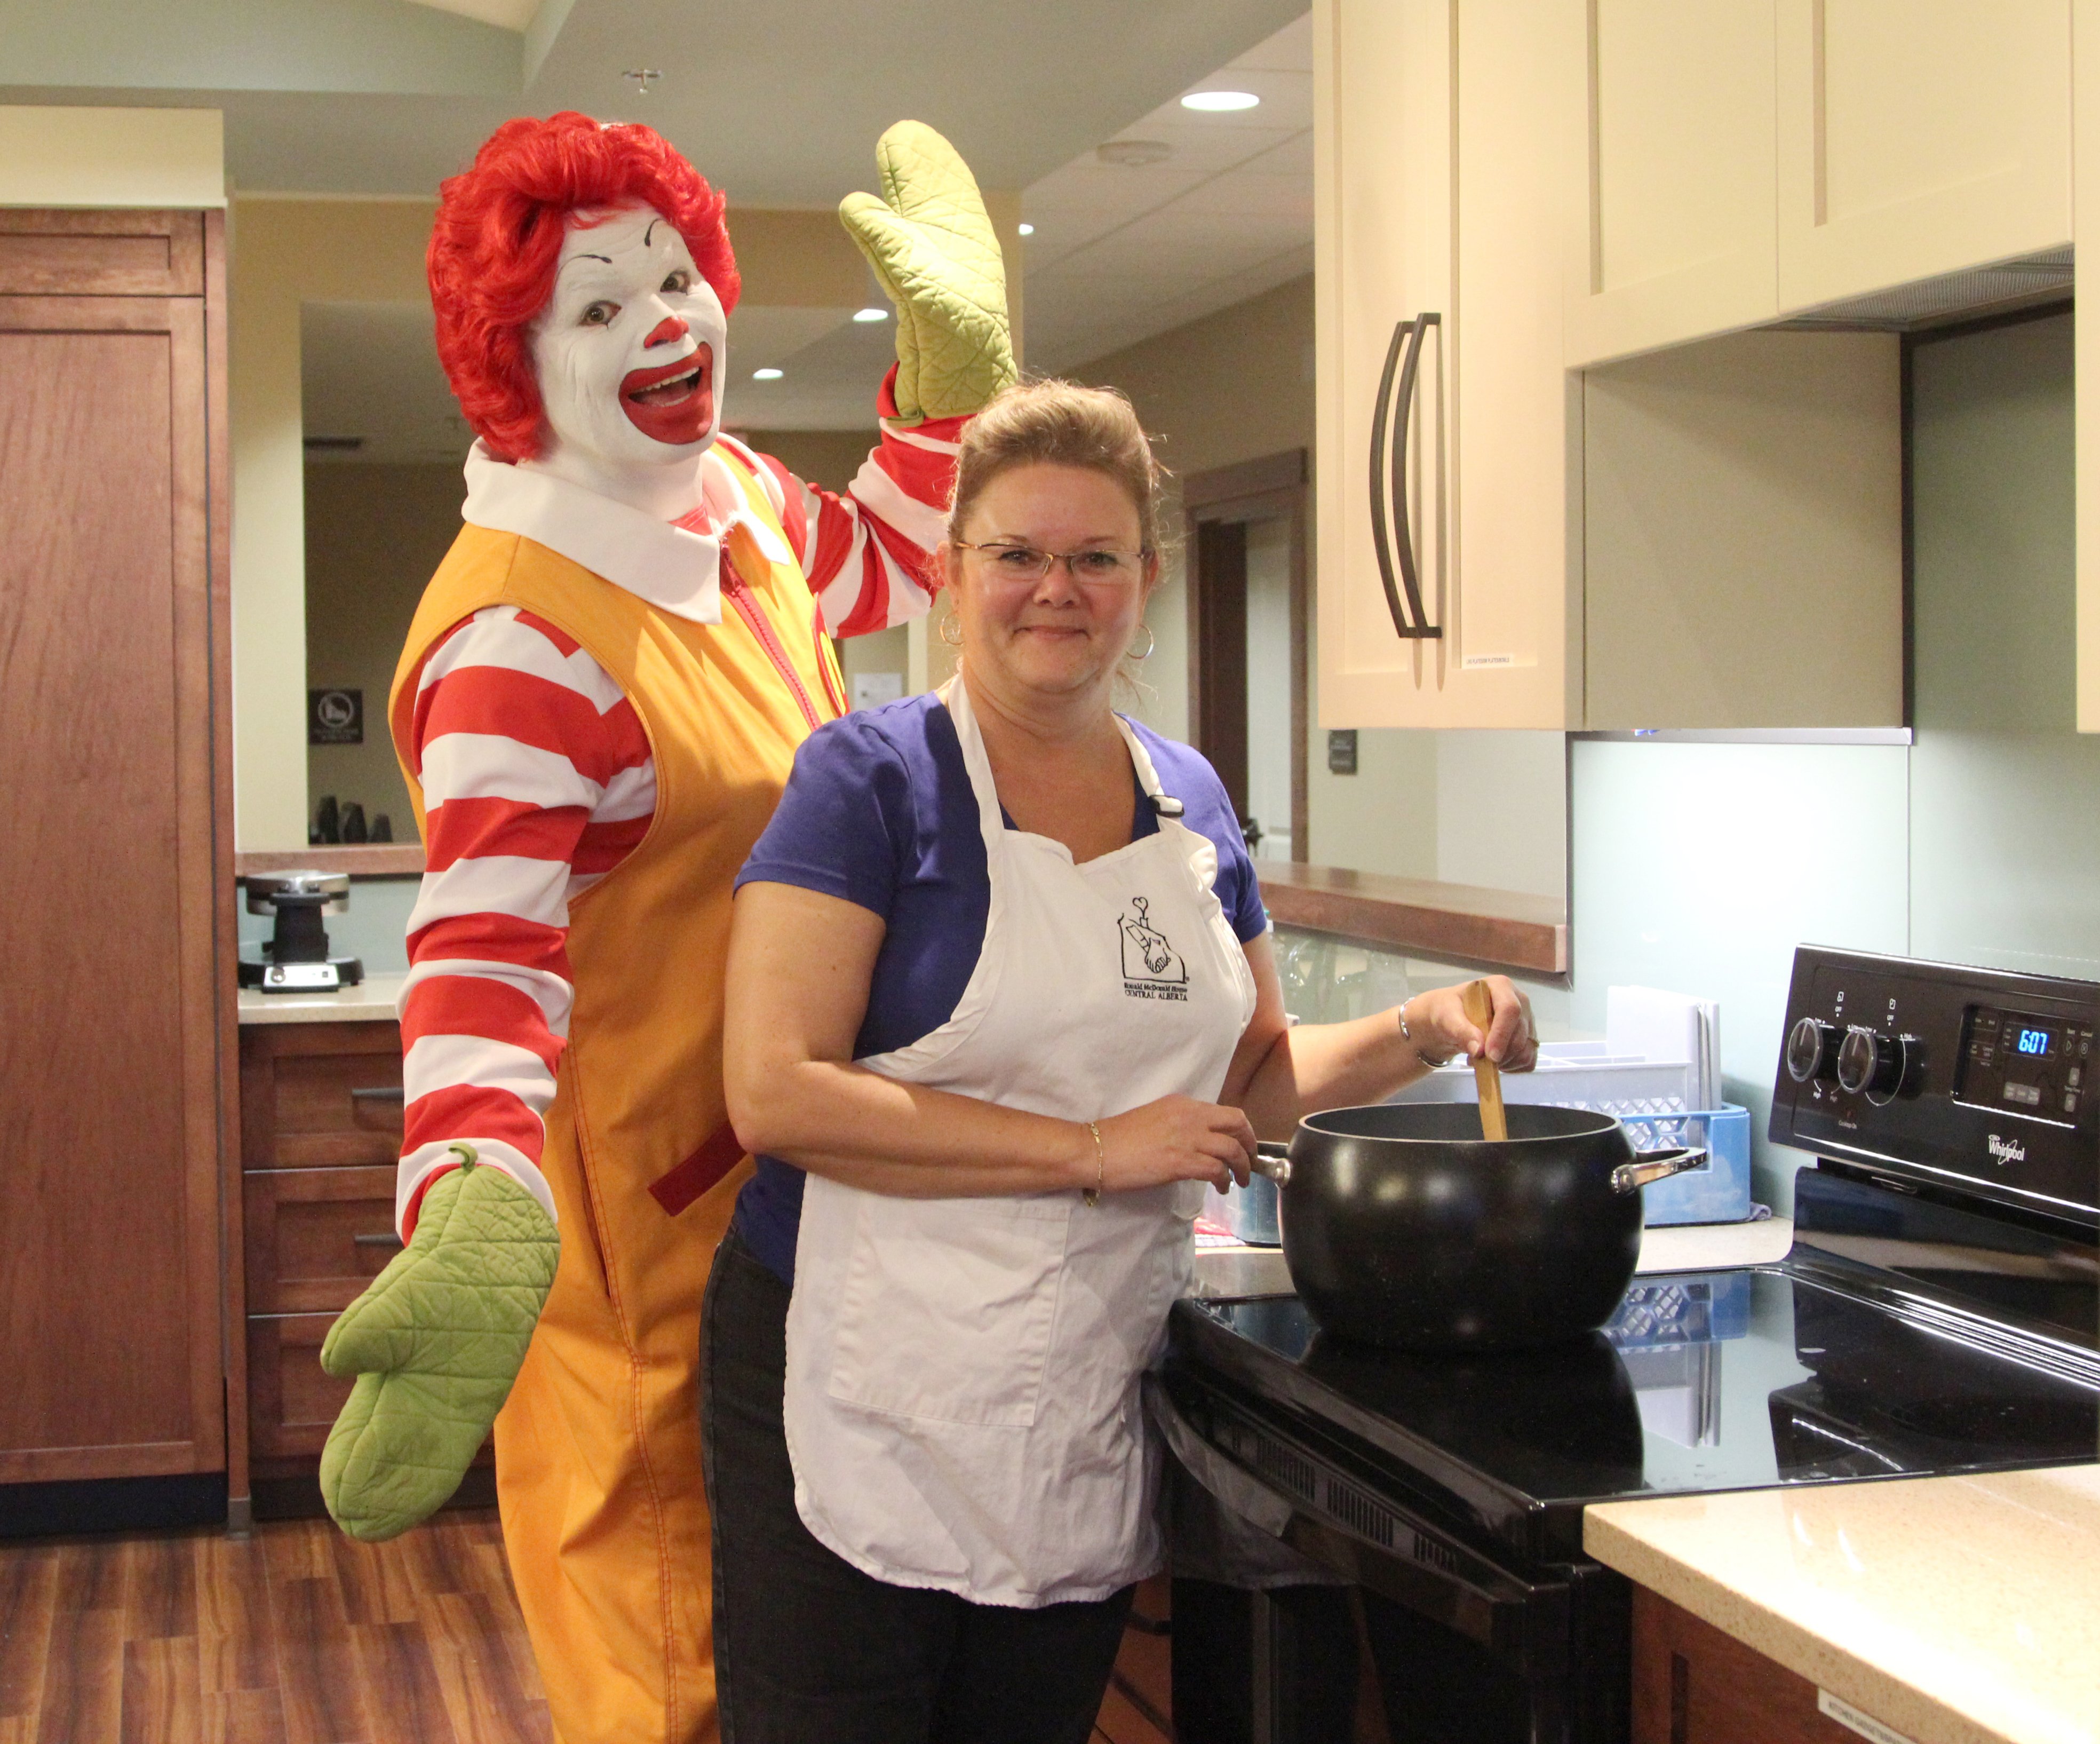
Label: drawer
xmin=246 ymin=1313 xmax=494 ymax=1470
xmin=241 ymin=1021 xmax=404 ymax=1169
xmin=246 ymin=1313 xmax=354 ymax=1460
xmin=243 ymin=1167 xmax=400 ymax=1315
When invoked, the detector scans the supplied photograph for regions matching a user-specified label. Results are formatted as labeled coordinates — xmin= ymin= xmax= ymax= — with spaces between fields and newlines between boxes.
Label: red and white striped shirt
xmin=394 ymin=407 xmax=961 ymax=1236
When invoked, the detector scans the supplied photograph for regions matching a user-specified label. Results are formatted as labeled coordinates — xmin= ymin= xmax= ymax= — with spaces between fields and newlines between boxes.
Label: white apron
xmin=783 ymin=677 xmax=1259 ymax=1607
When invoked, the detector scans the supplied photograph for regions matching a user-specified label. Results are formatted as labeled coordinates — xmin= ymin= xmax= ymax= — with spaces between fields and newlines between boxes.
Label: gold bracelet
xmin=1084 ymin=1120 xmax=1105 ymax=1207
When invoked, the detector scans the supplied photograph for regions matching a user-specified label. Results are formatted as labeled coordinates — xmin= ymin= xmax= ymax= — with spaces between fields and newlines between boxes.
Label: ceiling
xmin=0 ymin=0 xmax=1302 ymax=205
xmin=1023 ymin=12 xmax=1311 ymax=372
xmin=52 ymin=0 xmax=1315 ymax=447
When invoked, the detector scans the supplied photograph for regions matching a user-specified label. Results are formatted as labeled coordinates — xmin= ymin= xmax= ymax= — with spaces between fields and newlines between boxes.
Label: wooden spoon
xmin=1461 ymin=978 xmax=1508 ymax=1142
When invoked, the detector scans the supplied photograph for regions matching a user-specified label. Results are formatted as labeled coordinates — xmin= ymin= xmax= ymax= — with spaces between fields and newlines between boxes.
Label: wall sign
xmin=309 ymin=688 xmax=363 ymax=746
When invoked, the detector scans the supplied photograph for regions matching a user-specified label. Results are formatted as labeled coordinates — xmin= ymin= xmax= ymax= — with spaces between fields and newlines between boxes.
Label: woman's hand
xmin=1094 ymin=1096 xmax=1258 ymax=1194
xmin=1404 ymin=978 xmax=1539 ymax=1073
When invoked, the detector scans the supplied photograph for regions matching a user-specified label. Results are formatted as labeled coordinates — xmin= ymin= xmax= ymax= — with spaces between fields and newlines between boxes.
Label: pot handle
xmin=1611 ymin=1146 xmax=1706 ymax=1195
xmin=1251 ymin=1143 xmax=1293 ymax=1186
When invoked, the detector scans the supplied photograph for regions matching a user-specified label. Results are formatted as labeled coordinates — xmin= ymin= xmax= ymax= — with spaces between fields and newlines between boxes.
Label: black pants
xmin=701 ymin=1225 xmax=1135 ymax=1744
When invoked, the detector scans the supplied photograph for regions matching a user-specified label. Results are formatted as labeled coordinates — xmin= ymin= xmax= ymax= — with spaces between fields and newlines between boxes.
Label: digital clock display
xmin=2017 ymin=1027 xmax=2054 ymax=1057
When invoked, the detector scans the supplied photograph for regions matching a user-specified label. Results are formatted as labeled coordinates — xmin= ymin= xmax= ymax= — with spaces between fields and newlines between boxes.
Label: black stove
xmin=1160 ymin=947 xmax=2100 ymax=1743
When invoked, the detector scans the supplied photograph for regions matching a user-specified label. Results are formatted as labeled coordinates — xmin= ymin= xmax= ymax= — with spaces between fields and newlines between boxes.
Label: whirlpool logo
xmin=1988 ymin=1134 xmax=2026 ymax=1166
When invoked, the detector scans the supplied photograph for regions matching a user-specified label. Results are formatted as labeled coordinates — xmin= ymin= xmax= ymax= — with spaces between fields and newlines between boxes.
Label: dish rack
xmin=1390 ymin=1043 xmax=1754 ymax=1226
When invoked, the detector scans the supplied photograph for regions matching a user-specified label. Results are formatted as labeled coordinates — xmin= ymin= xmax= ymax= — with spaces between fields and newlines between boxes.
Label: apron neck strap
xmin=942 ymin=675 xmax=1177 ymax=823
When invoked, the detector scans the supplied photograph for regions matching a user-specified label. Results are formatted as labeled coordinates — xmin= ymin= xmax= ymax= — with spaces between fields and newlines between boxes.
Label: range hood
xmin=1777 ymin=244 xmax=2072 ymax=332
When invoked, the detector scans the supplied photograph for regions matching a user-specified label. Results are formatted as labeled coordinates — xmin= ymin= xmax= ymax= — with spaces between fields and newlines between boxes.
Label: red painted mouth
xmin=619 ymin=343 xmax=713 ymax=446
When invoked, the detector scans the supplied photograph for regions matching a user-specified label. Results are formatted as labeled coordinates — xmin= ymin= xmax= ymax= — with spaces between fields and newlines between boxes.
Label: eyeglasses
xmin=953 ymin=541 xmax=1150 ymax=584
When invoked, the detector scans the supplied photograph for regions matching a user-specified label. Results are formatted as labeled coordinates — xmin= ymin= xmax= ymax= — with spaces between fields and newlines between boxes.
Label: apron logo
xmin=1119 ymin=897 xmax=1189 ymax=1001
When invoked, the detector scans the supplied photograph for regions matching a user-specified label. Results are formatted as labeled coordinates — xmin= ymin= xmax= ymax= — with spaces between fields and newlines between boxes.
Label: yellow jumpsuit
xmin=388 ymin=448 xmax=841 ymax=1744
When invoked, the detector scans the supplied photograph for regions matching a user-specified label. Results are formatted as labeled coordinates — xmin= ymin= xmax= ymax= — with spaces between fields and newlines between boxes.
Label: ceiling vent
xmin=1096 ymin=140 xmax=1173 ymax=169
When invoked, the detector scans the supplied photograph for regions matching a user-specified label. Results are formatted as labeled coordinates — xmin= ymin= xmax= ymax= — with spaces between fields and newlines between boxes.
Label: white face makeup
xmin=527 ymin=204 xmax=728 ymax=490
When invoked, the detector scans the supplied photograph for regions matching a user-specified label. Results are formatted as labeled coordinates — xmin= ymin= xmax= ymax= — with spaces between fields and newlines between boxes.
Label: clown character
xmin=313 ymin=111 xmax=1014 ymax=1744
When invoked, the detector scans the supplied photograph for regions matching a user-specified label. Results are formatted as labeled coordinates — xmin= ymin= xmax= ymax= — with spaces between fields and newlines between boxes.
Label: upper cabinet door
xmin=1316 ymin=0 xmax=1581 ymax=730
xmin=1777 ymin=0 xmax=2072 ymax=312
xmin=1565 ymin=0 xmax=1779 ymax=367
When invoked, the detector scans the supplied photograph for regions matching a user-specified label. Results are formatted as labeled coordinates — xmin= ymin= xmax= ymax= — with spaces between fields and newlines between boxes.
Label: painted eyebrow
xmin=553 ymin=252 xmax=615 ymax=283
xmin=644 ymin=218 xmax=661 ymax=246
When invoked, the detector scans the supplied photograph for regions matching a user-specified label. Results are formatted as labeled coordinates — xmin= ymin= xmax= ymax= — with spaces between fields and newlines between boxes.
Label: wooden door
xmin=1185 ymin=451 xmax=1310 ymax=862
xmin=1777 ymin=0 xmax=2072 ymax=313
xmin=1565 ymin=0 xmax=1779 ymax=365
xmin=0 ymin=212 xmax=232 ymax=1484
xmin=1316 ymin=0 xmax=1581 ymax=731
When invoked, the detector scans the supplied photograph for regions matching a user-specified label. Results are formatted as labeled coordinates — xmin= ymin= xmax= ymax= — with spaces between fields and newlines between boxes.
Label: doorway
xmin=1185 ymin=449 xmax=1309 ymax=863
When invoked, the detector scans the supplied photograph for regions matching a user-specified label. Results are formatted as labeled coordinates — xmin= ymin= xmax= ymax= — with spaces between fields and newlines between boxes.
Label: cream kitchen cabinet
xmin=1776 ymin=0 xmax=2071 ymax=314
xmin=1565 ymin=0 xmax=1779 ymax=368
xmin=1569 ymin=1 xmax=2070 ymax=367
xmin=2075 ymin=0 xmax=2100 ymax=733
xmin=1314 ymin=0 xmax=1583 ymax=731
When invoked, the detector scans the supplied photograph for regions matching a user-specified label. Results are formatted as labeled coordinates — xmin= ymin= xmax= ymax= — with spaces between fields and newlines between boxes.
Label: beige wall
xmin=229 ymin=197 xmax=435 ymax=849
xmin=305 ymin=463 xmax=466 ymax=837
xmin=0 ymin=106 xmax=224 ymax=208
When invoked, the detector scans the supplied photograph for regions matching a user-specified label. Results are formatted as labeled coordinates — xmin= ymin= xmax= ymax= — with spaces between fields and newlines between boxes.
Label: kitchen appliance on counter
xmin=236 ymin=870 xmax=365 ymax=993
xmin=1160 ymin=947 xmax=2100 ymax=1742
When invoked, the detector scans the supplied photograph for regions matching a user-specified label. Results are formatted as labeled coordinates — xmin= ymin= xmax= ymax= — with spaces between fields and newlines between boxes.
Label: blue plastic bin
xmin=1616 ymin=1104 xmax=1752 ymax=1226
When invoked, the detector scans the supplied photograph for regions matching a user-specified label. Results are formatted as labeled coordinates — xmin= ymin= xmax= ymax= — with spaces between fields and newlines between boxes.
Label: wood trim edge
xmin=237 ymin=846 xmax=424 ymax=877
xmin=1259 ymin=863 xmax=1569 ymax=979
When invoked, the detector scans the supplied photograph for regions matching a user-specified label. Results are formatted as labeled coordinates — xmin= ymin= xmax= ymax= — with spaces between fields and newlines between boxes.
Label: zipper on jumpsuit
xmin=720 ymin=560 xmax=825 ymax=728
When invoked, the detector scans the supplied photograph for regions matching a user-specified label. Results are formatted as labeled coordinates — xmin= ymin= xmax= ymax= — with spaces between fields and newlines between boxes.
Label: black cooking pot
xmin=1252 ymin=1103 xmax=1704 ymax=1352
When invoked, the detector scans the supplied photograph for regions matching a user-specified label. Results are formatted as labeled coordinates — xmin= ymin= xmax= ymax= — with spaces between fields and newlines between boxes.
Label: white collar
xmin=460 ymin=441 xmax=794 ymax=625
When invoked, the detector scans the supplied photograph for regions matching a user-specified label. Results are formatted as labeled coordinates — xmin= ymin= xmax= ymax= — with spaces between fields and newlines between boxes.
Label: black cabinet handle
xmin=1366 ymin=312 xmax=1443 ymax=641
xmin=350 ymin=1086 xmax=404 ymax=1105
xmin=353 ymin=1231 xmax=405 ymax=1249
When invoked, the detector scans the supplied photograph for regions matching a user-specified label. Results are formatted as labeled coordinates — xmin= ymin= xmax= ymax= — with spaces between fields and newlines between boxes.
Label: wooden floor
xmin=0 ymin=1509 xmax=1176 ymax=1743
xmin=0 ymin=1509 xmax=549 ymax=1744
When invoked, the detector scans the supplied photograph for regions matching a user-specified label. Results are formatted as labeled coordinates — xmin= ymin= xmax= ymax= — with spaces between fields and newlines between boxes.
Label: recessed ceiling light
xmin=752 ymin=367 xmax=783 ymax=380
xmin=1096 ymin=140 xmax=1173 ymax=169
xmin=852 ymin=307 xmax=888 ymax=323
xmin=1182 ymin=90 xmax=1260 ymax=112
xmin=1018 ymin=223 xmax=1035 ymax=236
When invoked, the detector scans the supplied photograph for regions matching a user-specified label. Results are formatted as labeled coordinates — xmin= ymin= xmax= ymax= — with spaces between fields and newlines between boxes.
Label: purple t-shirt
xmin=730 ymin=691 xmax=1269 ymax=1282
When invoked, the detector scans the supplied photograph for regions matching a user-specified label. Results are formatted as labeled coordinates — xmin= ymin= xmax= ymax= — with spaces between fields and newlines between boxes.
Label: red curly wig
xmin=429 ymin=112 xmax=741 ymax=462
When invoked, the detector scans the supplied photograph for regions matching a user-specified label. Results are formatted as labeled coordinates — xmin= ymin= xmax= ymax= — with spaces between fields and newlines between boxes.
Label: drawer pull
xmin=1366 ymin=310 xmax=1442 ymax=641
xmin=350 ymin=1085 xmax=406 ymax=1135
xmin=353 ymin=1231 xmax=404 ymax=1249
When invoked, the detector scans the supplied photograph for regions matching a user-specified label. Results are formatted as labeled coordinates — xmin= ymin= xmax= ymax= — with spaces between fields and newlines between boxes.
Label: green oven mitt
xmin=318 ymin=1150 xmax=558 ymax=1542
xmin=840 ymin=120 xmax=1016 ymax=423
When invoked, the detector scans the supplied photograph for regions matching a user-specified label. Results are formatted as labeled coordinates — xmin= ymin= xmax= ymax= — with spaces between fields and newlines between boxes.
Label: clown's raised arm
xmin=315 ymin=113 xmax=1011 ymax=1744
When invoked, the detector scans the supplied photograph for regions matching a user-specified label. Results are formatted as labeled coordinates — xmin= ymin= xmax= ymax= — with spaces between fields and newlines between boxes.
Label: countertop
xmin=237 ymin=971 xmax=407 ymax=1025
xmin=1256 ymin=862 xmax=1569 ymax=979
xmin=1586 ymin=1466 xmax=2100 ymax=1744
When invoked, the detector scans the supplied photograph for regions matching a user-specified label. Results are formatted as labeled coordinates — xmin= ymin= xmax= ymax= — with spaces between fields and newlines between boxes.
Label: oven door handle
xmin=1149 ymin=1372 xmax=1570 ymax=1668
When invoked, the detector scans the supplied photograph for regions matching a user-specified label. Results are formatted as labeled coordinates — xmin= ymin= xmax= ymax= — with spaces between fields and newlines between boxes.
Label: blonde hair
xmin=945 ymin=377 xmax=1167 ymax=552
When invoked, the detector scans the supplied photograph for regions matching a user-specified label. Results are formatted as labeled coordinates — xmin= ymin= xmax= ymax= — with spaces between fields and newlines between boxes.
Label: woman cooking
xmin=709 ymin=379 xmax=1538 ymax=1742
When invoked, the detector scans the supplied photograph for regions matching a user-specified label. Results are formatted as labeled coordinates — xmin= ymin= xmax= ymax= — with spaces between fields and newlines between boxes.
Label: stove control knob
xmin=1837 ymin=1026 xmax=1907 ymax=1103
xmin=1785 ymin=1017 xmax=1840 ymax=1084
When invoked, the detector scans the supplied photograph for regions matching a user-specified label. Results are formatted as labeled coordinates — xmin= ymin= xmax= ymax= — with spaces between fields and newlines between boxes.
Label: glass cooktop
xmin=1168 ymin=1264 xmax=2100 ymax=1565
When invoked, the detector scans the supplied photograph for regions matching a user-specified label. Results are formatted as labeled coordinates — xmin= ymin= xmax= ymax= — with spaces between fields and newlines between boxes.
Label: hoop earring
xmin=939 ymin=611 xmax=964 ymax=648
xmin=1126 ymin=622 xmax=1156 ymax=662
